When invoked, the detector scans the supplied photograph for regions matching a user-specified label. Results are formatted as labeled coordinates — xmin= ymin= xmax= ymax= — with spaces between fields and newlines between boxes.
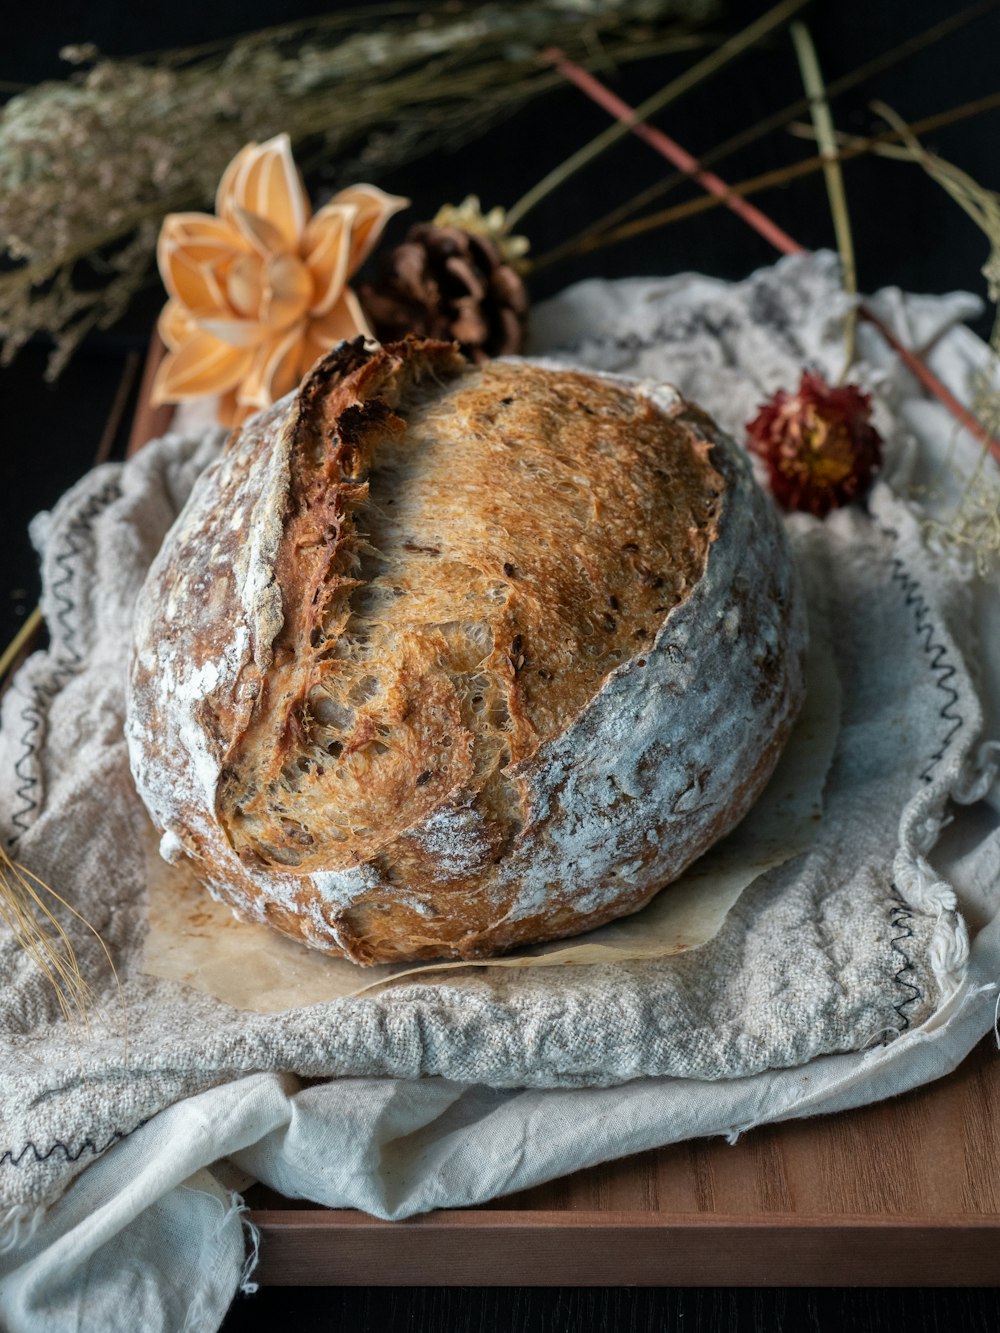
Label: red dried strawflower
xmin=746 ymin=371 xmax=883 ymax=517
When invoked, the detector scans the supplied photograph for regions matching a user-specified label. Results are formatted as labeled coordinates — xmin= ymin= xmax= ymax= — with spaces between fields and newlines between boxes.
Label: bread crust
xmin=126 ymin=338 xmax=807 ymax=964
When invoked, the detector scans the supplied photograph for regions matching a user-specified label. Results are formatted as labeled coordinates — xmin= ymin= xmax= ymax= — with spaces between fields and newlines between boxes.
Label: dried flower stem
xmin=540 ymin=47 xmax=801 ymax=253
xmin=857 ymin=306 xmax=1000 ymax=466
xmin=503 ymin=0 xmax=809 ymax=231
xmin=95 ymin=350 xmax=141 ymax=465
xmin=548 ymin=91 xmax=1000 ymax=255
xmin=530 ymin=0 xmax=1000 ymax=273
xmin=543 ymin=57 xmax=1000 ymax=468
xmin=869 ymin=100 xmax=1000 ymax=250
xmin=790 ymin=21 xmax=857 ymax=377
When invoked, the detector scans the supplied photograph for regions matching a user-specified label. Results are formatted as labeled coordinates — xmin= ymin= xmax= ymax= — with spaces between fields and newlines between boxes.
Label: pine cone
xmin=359 ymin=222 xmax=528 ymax=363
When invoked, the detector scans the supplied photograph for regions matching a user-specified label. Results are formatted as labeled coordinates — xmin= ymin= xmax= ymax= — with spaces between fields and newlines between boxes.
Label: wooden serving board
xmin=243 ymin=1034 xmax=1000 ymax=1287
xmin=128 ymin=341 xmax=1000 ymax=1289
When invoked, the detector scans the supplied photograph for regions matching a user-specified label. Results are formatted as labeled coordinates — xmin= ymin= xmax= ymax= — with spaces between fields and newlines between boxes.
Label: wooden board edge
xmin=249 ymin=1211 xmax=1000 ymax=1287
xmin=248 ymin=1209 xmax=1000 ymax=1229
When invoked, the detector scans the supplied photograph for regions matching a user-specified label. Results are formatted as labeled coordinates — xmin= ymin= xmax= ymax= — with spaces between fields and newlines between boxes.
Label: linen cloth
xmin=0 ymin=251 xmax=998 ymax=1332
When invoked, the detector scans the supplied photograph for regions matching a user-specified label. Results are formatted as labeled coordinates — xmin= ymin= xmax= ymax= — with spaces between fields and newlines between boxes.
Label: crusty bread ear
xmin=127 ymin=339 xmax=806 ymax=966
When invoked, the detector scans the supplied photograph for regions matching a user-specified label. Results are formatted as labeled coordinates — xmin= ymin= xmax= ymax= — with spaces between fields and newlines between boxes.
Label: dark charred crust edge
xmin=217 ymin=335 xmax=473 ymax=869
xmin=289 ymin=335 xmax=467 ymax=452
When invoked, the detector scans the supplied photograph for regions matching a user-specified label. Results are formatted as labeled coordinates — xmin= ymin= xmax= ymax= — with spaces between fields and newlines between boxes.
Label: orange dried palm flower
xmin=152 ymin=133 xmax=407 ymax=427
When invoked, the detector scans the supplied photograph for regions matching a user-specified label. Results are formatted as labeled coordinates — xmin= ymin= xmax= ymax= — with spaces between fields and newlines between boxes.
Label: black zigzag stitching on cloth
xmin=45 ymin=478 xmax=122 ymax=673
xmin=873 ymin=522 xmax=963 ymax=1045
xmin=10 ymin=702 xmax=43 ymax=840
xmin=0 ymin=1119 xmax=148 ymax=1169
xmin=8 ymin=478 xmax=122 ymax=841
xmin=886 ymin=892 xmax=923 ymax=1039
xmin=878 ymin=525 xmax=964 ymax=784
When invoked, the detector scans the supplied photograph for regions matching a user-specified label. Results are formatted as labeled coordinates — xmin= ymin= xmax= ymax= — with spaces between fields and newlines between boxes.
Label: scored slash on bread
xmin=126 ymin=337 xmax=807 ymax=965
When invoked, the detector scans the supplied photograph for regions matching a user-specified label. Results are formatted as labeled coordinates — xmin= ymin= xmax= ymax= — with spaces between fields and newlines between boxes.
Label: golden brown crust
xmin=126 ymin=339 xmax=806 ymax=965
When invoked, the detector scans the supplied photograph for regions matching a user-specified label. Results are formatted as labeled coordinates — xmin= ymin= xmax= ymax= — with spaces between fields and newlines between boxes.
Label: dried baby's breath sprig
xmin=0 ymin=845 xmax=127 ymax=1056
xmin=923 ymin=462 xmax=1000 ymax=579
xmin=920 ymin=356 xmax=1000 ymax=578
xmin=863 ymin=101 xmax=1000 ymax=576
xmin=0 ymin=0 xmax=718 ymax=377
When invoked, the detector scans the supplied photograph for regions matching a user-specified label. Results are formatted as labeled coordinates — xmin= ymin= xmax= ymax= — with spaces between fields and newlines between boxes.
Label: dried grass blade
xmin=870 ymin=100 xmax=1000 ymax=243
xmin=0 ymin=846 xmax=128 ymax=1059
xmin=790 ymin=21 xmax=857 ymax=375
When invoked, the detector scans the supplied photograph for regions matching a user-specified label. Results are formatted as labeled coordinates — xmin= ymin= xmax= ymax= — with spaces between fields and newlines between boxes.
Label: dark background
xmin=3 ymin=1 xmax=1000 ymax=1326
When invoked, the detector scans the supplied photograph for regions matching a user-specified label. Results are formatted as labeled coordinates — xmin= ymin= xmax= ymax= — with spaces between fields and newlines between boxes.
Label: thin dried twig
xmin=503 ymin=0 xmax=808 ymax=229
xmin=541 ymin=46 xmax=801 ymax=253
xmin=530 ymin=0 xmax=999 ymax=272
xmin=547 ymin=91 xmax=1000 ymax=257
xmin=0 ymin=608 xmax=42 ymax=685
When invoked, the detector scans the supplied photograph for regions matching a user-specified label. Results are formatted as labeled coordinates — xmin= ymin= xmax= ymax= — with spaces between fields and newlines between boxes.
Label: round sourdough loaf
xmin=126 ymin=337 xmax=807 ymax=965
